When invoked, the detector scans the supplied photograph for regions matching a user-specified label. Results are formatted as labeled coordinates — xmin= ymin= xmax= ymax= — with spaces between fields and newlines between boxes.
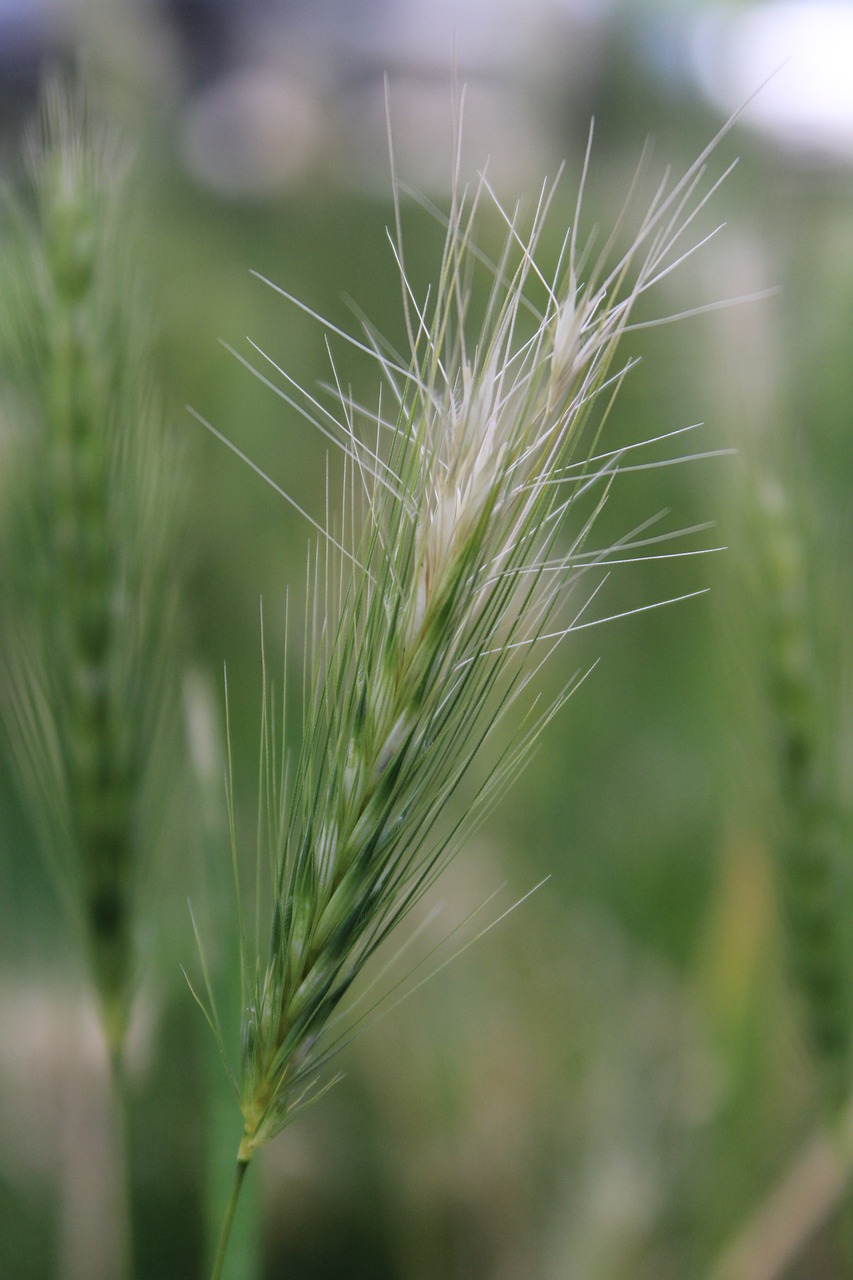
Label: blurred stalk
xmin=109 ymin=1055 xmax=136 ymax=1280
xmin=707 ymin=1096 xmax=853 ymax=1280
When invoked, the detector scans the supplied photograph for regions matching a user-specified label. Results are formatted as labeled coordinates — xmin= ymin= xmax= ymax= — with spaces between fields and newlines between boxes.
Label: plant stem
xmin=109 ymin=1049 xmax=136 ymax=1280
xmin=210 ymin=1158 xmax=251 ymax=1280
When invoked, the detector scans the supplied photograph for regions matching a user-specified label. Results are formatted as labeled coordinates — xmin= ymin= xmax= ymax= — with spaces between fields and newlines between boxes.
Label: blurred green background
xmin=2 ymin=1 xmax=853 ymax=1277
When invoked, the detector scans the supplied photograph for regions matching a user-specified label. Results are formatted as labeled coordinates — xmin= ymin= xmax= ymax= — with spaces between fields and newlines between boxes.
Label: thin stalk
xmin=210 ymin=1159 xmax=251 ymax=1280
xmin=108 ymin=1051 xmax=136 ymax=1280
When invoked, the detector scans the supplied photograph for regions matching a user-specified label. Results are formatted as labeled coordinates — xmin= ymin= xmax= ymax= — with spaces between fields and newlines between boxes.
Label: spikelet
xmin=0 ymin=84 xmax=181 ymax=1058
xmin=192 ymin=117 xmax=738 ymax=1193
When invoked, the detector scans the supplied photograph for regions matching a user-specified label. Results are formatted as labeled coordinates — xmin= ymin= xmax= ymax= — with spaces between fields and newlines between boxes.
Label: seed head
xmin=191 ymin=116 xmax=739 ymax=1161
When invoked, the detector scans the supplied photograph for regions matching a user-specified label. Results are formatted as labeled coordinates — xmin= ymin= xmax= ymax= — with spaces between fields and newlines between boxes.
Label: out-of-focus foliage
xmin=1 ymin=3 xmax=852 ymax=1279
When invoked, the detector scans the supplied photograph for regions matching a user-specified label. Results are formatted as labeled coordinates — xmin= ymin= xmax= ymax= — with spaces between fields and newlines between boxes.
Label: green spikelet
xmin=0 ymin=83 xmax=181 ymax=1058
xmin=198 ymin=112 xmax=741 ymax=1277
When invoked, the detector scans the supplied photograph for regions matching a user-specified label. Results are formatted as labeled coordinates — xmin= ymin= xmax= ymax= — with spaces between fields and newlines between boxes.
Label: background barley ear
xmin=0 ymin=80 xmax=184 ymax=1064
xmin=751 ymin=465 xmax=853 ymax=1112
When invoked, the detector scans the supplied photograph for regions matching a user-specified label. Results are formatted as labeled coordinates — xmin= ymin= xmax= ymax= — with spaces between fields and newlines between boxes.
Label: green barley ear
xmin=200 ymin=114 xmax=740 ymax=1274
xmin=0 ymin=81 xmax=183 ymax=1060
xmin=752 ymin=468 xmax=852 ymax=1109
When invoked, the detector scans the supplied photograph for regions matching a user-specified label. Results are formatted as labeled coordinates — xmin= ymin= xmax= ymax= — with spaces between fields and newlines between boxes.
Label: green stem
xmin=210 ymin=1158 xmax=251 ymax=1280
xmin=108 ymin=1050 xmax=135 ymax=1280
